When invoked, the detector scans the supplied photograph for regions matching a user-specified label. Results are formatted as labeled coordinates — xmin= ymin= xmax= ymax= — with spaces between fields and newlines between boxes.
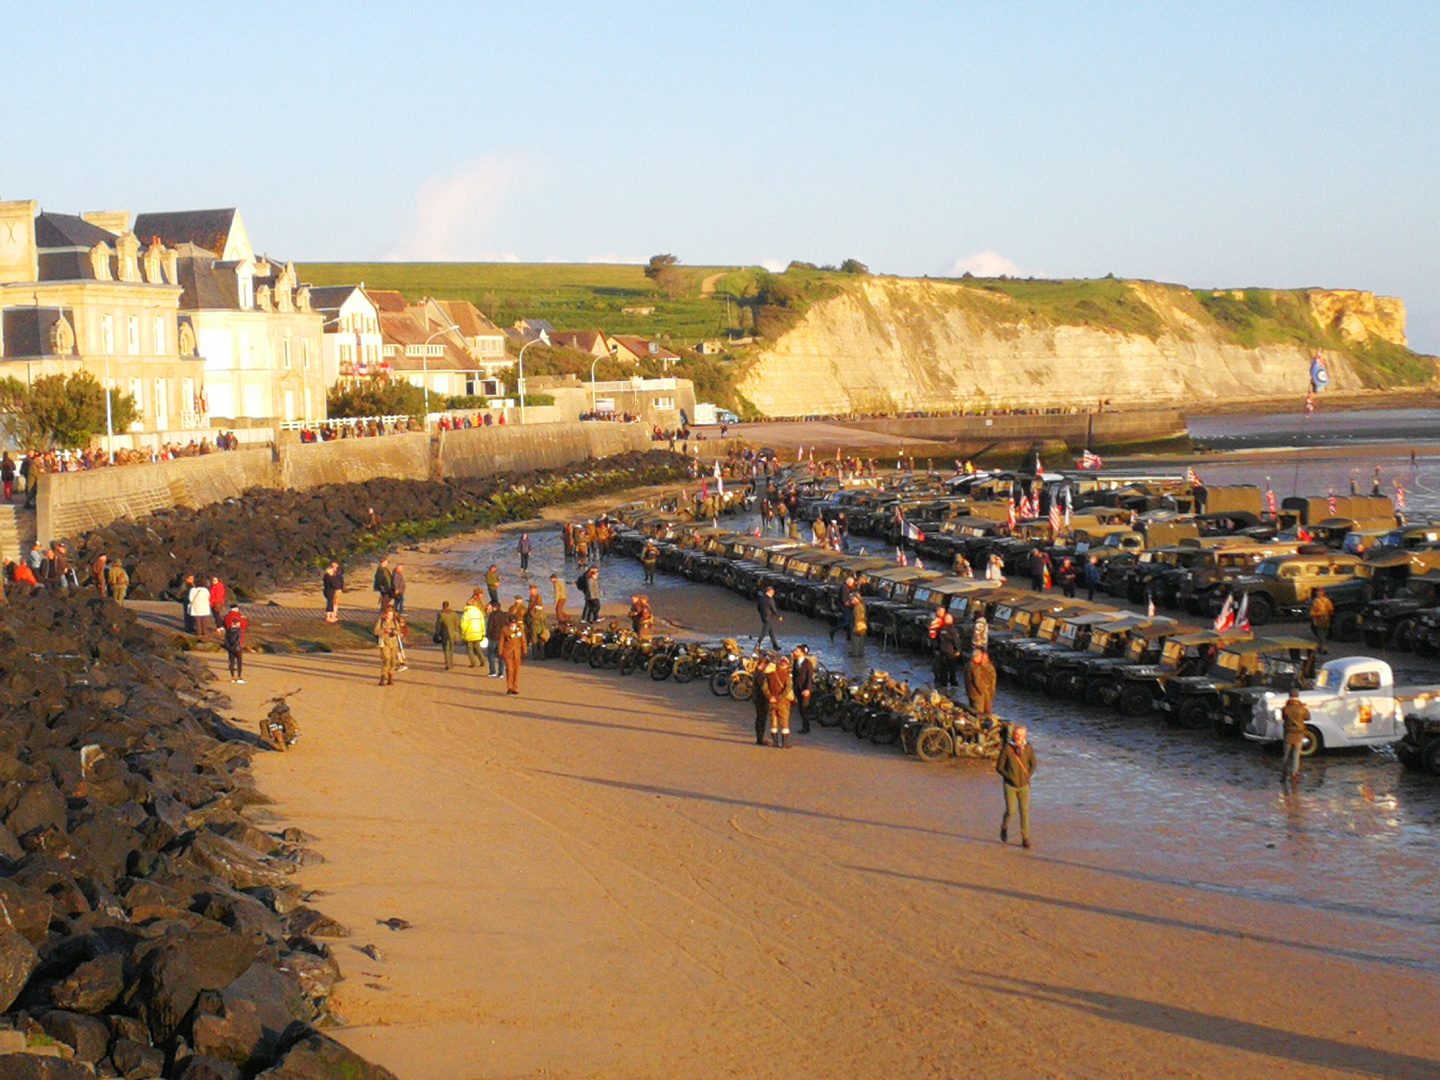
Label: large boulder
xmin=37 ymin=1008 xmax=111 ymax=1063
xmin=0 ymin=1057 xmax=98 ymax=1080
xmin=0 ymin=879 xmax=54 ymax=944
xmin=254 ymin=1029 xmax=399 ymax=1080
xmin=49 ymin=951 xmax=125 ymax=1014
xmin=0 ymin=926 xmax=39 ymax=1011
xmin=135 ymin=927 xmax=259 ymax=1043
xmin=190 ymin=962 xmax=311 ymax=1071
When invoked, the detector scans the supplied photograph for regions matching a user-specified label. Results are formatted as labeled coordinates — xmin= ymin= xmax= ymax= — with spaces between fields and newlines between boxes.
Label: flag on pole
xmin=1079 ymin=449 xmax=1103 ymax=469
xmin=1147 ymin=596 xmax=1156 ymax=618
xmin=1064 ymin=485 xmax=1073 ymax=528
xmin=1328 ymin=489 xmax=1338 ymax=516
xmin=1186 ymin=467 xmax=1201 ymax=486
xmin=1396 ymin=483 xmax=1407 ymax=509
xmin=1049 ymin=497 xmax=1062 ymax=537
xmin=1007 ymin=495 xmax=1018 ymax=529
xmin=713 ymin=461 xmax=725 ymax=497
xmin=901 ymin=519 xmax=926 ymax=544
xmin=1265 ymin=486 xmax=1277 ymax=517
xmin=896 ymin=547 xmax=908 ymax=566
xmin=1235 ymin=592 xmax=1251 ymax=632
xmin=1305 ymin=392 xmax=1315 ymax=416
xmin=1310 ymin=349 xmax=1331 ymax=391
xmin=1214 ymin=593 xmax=1236 ymax=632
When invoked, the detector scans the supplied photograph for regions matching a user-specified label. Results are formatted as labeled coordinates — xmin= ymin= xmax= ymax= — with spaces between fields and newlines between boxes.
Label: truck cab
xmin=1160 ymin=636 xmax=1317 ymax=732
xmin=1228 ymin=551 xmax=1366 ymax=625
xmin=1109 ymin=628 xmax=1252 ymax=717
xmin=1245 ymin=656 xmax=1433 ymax=755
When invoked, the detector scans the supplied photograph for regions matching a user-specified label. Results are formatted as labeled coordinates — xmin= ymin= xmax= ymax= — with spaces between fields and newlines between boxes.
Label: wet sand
xmin=217 ymin=558 xmax=1440 ymax=1080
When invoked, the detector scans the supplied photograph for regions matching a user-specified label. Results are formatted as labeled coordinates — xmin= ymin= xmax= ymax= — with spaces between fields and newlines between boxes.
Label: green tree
xmin=644 ymin=253 xmax=686 ymax=300
xmin=326 ymin=379 xmax=426 ymax=419
xmin=0 ymin=370 xmax=138 ymax=449
xmin=839 ymin=258 xmax=869 ymax=275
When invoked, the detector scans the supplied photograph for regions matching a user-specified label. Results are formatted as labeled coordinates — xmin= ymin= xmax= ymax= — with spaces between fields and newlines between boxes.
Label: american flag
xmin=1305 ymin=392 xmax=1315 ymax=416
xmin=1007 ymin=496 xmax=1018 ymax=529
xmin=1049 ymin=497 xmax=1062 ymax=537
xmin=1396 ymin=483 xmax=1407 ymax=509
xmin=1328 ymin=489 xmax=1338 ymax=516
xmin=1186 ymin=467 xmax=1201 ymax=487
xmin=1079 ymin=449 xmax=1103 ymax=469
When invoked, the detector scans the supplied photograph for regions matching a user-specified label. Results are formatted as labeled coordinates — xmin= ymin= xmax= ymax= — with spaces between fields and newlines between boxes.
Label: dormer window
xmin=237 ymin=262 xmax=255 ymax=310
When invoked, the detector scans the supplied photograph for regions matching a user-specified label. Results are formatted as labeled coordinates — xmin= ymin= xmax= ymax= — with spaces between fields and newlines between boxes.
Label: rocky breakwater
xmin=0 ymin=592 xmax=395 ymax=1078
xmin=63 ymin=450 xmax=689 ymax=602
xmin=737 ymin=276 xmax=1434 ymax=416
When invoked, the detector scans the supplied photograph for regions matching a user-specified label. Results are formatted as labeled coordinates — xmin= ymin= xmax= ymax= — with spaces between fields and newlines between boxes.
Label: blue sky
xmin=6 ymin=2 xmax=1438 ymax=351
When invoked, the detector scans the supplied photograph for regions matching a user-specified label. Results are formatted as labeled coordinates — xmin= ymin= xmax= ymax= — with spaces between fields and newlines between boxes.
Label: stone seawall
xmin=38 ymin=423 xmax=659 ymax=542
xmin=438 ymin=423 xmax=651 ymax=479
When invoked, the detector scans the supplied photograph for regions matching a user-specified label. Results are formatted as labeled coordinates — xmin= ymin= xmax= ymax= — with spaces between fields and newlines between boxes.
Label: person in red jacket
xmin=208 ymin=576 xmax=227 ymax=622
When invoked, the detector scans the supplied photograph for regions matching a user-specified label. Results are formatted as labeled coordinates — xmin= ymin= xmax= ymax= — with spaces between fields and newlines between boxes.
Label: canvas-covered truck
xmin=1244 ymin=657 xmax=1440 ymax=757
xmin=1397 ymin=706 xmax=1440 ymax=776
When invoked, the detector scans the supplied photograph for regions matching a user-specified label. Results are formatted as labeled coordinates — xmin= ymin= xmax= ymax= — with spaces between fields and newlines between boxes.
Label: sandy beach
xmin=201 ymin=548 xmax=1440 ymax=1080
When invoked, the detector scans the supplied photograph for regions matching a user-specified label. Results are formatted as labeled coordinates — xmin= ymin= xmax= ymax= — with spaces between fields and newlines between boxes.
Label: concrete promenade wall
xmin=40 ymin=422 xmax=659 ymax=541
xmin=277 ymin=433 xmax=431 ymax=489
xmin=438 ymin=422 xmax=651 ymax=479
xmin=847 ymin=409 xmax=1187 ymax=447
xmin=38 ymin=449 xmax=279 ymax=543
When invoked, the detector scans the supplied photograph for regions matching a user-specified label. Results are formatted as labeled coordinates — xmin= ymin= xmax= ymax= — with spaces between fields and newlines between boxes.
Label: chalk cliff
xmin=736 ymin=278 xmax=1428 ymax=417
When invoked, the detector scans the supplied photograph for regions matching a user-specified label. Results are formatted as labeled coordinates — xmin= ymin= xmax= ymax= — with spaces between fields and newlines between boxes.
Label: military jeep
xmin=1158 ymin=636 xmax=1317 ymax=732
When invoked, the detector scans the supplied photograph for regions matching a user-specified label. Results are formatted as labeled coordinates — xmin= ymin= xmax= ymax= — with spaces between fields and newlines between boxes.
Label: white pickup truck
xmin=1244 ymin=656 xmax=1440 ymax=756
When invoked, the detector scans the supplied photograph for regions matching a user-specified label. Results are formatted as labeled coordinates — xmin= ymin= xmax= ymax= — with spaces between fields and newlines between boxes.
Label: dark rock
xmin=106 ymin=1014 xmax=149 ymax=1045
xmin=0 ymin=1056 xmax=99 ymax=1080
xmin=176 ymin=1055 xmax=242 ymax=1080
xmin=37 ymin=1008 xmax=111 ymax=1062
xmin=111 ymin=1038 xmax=165 ymax=1079
xmin=272 ymin=949 xmax=339 ymax=1011
xmin=136 ymin=926 xmax=259 ymax=1043
xmin=4 ymin=781 xmax=66 ymax=837
xmin=0 ymin=879 xmax=54 ymax=944
xmin=0 ymin=926 xmax=40 ymax=1011
xmin=50 ymin=951 xmax=125 ymax=1013
xmin=284 ymin=908 xmax=349 ymax=939
xmin=253 ymin=1029 xmax=400 ymax=1080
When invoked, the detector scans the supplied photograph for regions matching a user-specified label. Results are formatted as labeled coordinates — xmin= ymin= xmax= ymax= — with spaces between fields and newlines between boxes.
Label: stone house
xmin=548 ymin=328 xmax=612 ymax=360
xmin=607 ymin=334 xmax=680 ymax=369
xmin=0 ymin=199 xmax=208 ymax=447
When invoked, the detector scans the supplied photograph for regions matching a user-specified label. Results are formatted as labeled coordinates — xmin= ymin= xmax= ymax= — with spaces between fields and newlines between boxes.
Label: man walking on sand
xmin=1309 ymin=588 xmax=1334 ymax=654
xmin=460 ymin=598 xmax=486 ymax=668
xmin=434 ymin=601 xmax=463 ymax=671
xmin=391 ymin=564 xmax=407 ymax=615
xmin=374 ymin=606 xmax=406 ymax=686
xmin=222 ymin=603 xmax=248 ymax=683
xmin=486 ymin=564 xmax=501 ymax=606
xmin=757 ymin=585 xmax=782 ymax=650
xmin=517 ymin=532 xmax=532 ymax=575
xmin=373 ymin=558 xmax=393 ymax=610
xmin=997 ymin=724 xmax=1038 ymax=849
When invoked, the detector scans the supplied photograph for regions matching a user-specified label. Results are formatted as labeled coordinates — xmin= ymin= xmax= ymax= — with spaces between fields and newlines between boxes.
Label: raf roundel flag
xmin=1310 ymin=350 xmax=1331 ymax=391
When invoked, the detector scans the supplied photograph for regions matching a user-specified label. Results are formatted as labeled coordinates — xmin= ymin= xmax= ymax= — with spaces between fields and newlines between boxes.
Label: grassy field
xmin=299 ymin=262 xmax=748 ymax=346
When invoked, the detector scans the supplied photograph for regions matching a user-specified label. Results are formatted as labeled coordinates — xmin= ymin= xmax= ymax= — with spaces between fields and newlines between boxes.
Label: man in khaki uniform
xmin=433 ymin=601 xmax=463 ymax=671
xmin=965 ymin=649 xmax=998 ymax=719
xmin=374 ymin=607 xmax=406 ymax=686
xmin=765 ymin=654 xmax=794 ymax=748
xmin=1280 ymin=688 xmax=1310 ymax=785
xmin=1309 ymin=588 xmax=1335 ymax=654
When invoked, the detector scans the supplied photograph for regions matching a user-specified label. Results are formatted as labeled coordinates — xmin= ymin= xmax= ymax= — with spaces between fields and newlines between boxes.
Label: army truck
xmin=1226 ymin=550 xmax=1367 ymax=627
xmin=1080 ymin=622 xmax=1182 ymax=706
xmin=1158 ymin=636 xmax=1317 ymax=732
xmin=1357 ymin=551 xmax=1440 ymax=649
xmin=1038 ymin=613 xmax=1156 ymax=697
xmin=1106 ymin=628 xmax=1253 ymax=717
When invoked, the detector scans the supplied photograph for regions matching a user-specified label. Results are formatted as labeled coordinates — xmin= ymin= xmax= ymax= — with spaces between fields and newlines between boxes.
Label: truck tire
xmin=1245 ymin=594 xmax=1274 ymax=627
xmin=1085 ymin=678 xmax=1110 ymax=707
xmin=1300 ymin=725 xmax=1323 ymax=757
xmin=1332 ymin=612 xmax=1360 ymax=643
xmin=1362 ymin=628 xmax=1388 ymax=649
xmin=1424 ymin=739 xmax=1440 ymax=777
xmin=1119 ymin=684 xmax=1154 ymax=717
xmin=1172 ymin=700 xmax=1211 ymax=730
xmin=1395 ymin=619 xmax=1421 ymax=653
xmin=1397 ymin=741 xmax=1423 ymax=772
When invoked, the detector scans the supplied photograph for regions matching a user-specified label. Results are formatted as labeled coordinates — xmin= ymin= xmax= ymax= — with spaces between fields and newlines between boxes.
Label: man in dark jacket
xmin=433 ymin=601 xmax=463 ymax=671
xmin=485 ymin=602 xmax=510 ymax=678
xmin=791 ymin=645 xmax=815 ymax=734
xmin=996 ymin=725 xmax=1038 ymax=848
xmin=965 ymin=649 xmax=997 ymax=718
xmin=757 ymin=586 xmax=782 ymax=650
xmin=373 ymin=558 xmax=394 ymax=610
xmin=934 ymin=612 xmax=963 ymax=688
xmin=1280 ymin=689 xmax=1310 ymax=785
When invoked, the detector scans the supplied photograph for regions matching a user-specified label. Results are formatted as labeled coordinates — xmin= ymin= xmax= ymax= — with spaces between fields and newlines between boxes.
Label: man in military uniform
xmin=1309 ymin=588 xmax=1335 ymax=654
xmin=374 ymin=606 xmax=406 ymax=686
xmin=551 ymin=572 xmax=568 ymax=623
xmin=1280 ymin=688 xmax=1310 ymax=785
xmin=764 ymin=651 xmax=794 ymax=747
xmin=525 ymin=584 xmax=550 ymax=656
xmin=485 ymin=564 xmax=501 ymax=606
xmin=752 ymin=656 xmax=771 ymax=746
xmin=499 ymin=609 xmax=527 ymax=695
xmin=628 ymin=594 xmax=654 ymax=639
xmin=996 ymin=724 xmax=1038 ymax=849
xmin=641 ymin=541 xmax=659 ymax=585
xmin=434 ymin=601 xmax=463 ymax=671
xmin=965 ymin=648 xmax=997 ymax=719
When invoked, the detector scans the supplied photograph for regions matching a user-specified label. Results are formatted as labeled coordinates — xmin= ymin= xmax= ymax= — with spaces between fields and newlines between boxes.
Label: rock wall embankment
xmin=38 ymin=423 xmax=657 ymax=543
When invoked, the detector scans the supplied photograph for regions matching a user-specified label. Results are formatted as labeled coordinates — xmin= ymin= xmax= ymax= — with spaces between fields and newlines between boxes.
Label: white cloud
xmin=949 ymin=250 xmax=1026 ymax=278
xmin=387 ymin=156 xmax=529 ymax=260
xmin=584 ymin=254 xmax=648 ymax=264
xmin=761 ymin=258 xmax=786 ymax=273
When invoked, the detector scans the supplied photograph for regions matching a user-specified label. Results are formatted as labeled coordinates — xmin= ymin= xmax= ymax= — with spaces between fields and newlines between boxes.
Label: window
xmin=654 ymin=396 xmax=675 ymax=409
xmin=282 ymin=336 xmax=292 ymax=370
xmin=302 ymin=339 xmax=311 ymax=370
xmin=365 ymin=345 xmax=379 ymax=366
xmin=1346 ymin=671 xmax=1382 ymax=692
xmin=101 ymin=314 xmax=114 ymax=354
xmin=128 ymin=316 xmax=140 ymax=355
xmin=153 ymin=316 xmax=166 ymax=354
xmin=238 ymin=270 xmax=254 ymax=310
xmin=154 ymin=378 xmax=168 ymax=428
xmin=128 ymin=377 xmax=144 ymax=413
xmin=338 ymin=344 xmax=354 ymax=365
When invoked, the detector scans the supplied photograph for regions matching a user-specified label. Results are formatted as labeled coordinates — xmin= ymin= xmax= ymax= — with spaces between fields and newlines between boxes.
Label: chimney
xmin=82 ymin=211 xmax=130 ymax=235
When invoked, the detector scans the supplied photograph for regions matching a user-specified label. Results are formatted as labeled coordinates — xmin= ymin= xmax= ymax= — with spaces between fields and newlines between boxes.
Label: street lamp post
xmin=591 ymin=343 xmax=618 ymax=414
xmin=420 ymin=323 xmax=460 ymax=425
xmin=103 ymin=354 xmax=114 ymax=463
xmin=516 ymin=329 xmax=549 ymax=425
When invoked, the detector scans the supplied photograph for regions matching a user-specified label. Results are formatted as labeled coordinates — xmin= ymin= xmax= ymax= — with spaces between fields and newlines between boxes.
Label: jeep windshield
xmin=1254 ymin=558 xmax=1283 ymax=579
